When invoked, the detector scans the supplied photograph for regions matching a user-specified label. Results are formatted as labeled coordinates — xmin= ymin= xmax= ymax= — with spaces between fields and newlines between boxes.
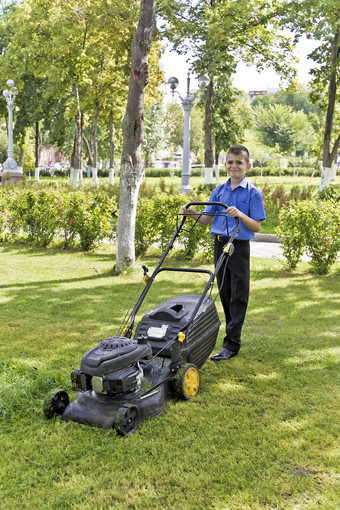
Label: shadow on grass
xmin=0 ymin=240 xmax=115 ymax=261
xmin=0 ymin=269 xmax=116 ymax=290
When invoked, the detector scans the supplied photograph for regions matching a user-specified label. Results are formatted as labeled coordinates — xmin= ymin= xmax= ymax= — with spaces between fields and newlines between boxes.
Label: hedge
xmin=135 ymin=193 xmax=214 ymax=260
xmin=0 ymin=188 xmax=117 ymax=250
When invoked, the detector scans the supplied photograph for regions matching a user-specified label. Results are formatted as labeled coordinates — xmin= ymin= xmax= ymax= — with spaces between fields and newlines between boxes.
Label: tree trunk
xmin=214 ymin=148 xmax=220 ymax=184
xmin=204 ymin=78 xmax=214 ymax=185
xmin=109 ymin=110 xmax=115 ymax=185
xmin=91 ymin=101 xmax=100 ymax=187
xmin=115 ymin=0 xmax=156 ymax=273
xmin=18 ymin=146 xmax=24 ymax=173
xmin=70 ymin=83 xmax=83 ymax=187
xmin=34 ymin=121 xmax=40 ymax=182
xmin=83 ymin=135 xmax=93 ymax=168
xmin=320 ymin=30 xmax=340 ymax=191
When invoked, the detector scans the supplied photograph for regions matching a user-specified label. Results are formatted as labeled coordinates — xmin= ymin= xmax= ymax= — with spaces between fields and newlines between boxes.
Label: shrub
xmin=135 ymin=196 xmax=157 ymax=255
xmin=135 ymin=193 xmax=214 ymax=260
xmin=0 ymin=189 xmax=14 ymax=240
xmin=277 ymin=200 xmax=340 ymax=274
xmin=72 ymin=191 xmax=117 ymax=250
xmin=6 ymin=189 xmax=60 ymax=246
xmin=57 ymin=192 xmax=83 ymax=248
xmin=28 ymin=190 xmax=61 ymax=246
xmin=319 ymin=184 xmax=340 ymax=203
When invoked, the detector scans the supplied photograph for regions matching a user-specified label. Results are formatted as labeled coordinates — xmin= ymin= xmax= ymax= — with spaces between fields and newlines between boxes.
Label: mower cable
xmin=142 ymin=338 xmax=177 ymax=367
xmin=116 ymin=275 xmax=146 ymax=337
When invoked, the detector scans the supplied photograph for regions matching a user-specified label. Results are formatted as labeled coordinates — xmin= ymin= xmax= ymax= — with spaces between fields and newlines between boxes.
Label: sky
xmin=160 ymin=36 xmax=319 ymax=100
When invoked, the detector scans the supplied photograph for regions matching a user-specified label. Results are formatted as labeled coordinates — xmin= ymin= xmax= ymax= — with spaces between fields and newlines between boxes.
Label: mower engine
xmin=71 ymin=337 xmax=152 ymax=396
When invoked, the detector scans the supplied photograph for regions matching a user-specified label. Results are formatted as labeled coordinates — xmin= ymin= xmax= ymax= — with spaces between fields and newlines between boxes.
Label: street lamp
xmin=2 ymin=79 xmax=20 ymax=178
xmin=167 ymin=73 xmax=210 ymax=193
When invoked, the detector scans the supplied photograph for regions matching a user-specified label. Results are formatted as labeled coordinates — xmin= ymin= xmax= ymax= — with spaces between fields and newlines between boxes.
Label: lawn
xmin=0 ymin=242 xmax=339 ymax=509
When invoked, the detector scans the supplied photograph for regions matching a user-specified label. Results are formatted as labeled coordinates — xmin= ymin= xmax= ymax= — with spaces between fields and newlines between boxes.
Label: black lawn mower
xmin=43 ymin=202 xmax=239 ymax=435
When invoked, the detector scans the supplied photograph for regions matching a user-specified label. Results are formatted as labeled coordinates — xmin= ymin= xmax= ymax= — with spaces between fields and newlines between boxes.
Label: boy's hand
xmin=226 ymin=206 xmax=241 ymax=218
xmin=179 ymin=205 xmax=212 ymax=226
xmin=179 ymin=205 xmax=197 ymax=215
xmin=227 ymin=206 xmax=262 ymax=233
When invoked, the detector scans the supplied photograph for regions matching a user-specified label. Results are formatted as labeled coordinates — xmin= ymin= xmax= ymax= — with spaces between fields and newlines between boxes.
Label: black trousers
xmin=214 ymin=238 xmax=250 ymax=353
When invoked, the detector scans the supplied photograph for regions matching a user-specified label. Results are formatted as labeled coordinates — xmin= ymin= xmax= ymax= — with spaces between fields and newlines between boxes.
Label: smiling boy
xmin=180 ymin=145 xmax=266 ymax=360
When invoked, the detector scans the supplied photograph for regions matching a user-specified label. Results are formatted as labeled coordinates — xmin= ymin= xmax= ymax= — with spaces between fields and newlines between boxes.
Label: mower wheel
xmin=115 ymin=404 xmax=140 ymax=436
xmin=174 ymin=363 xmax=200 ymax=400
xmin=43 ymin=389 xmax=69 ymax=419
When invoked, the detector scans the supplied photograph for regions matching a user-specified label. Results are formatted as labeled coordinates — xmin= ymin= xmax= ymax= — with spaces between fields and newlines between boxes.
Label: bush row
xmin=247 ymin=166 xmax=320 ymax=177
xmin=1 ymin=182 xmax=338 ymax=273
xmin=0 ymin=188 xmax=117 ymax=250
xmin=143 ymin=166 xmax=320 ymax=178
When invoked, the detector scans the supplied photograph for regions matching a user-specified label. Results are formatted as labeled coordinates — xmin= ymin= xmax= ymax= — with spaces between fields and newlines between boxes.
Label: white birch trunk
xmin=204 ymin=167 xmax=213 ymax=185
xmin=34 ymin=167 xmax=40 ymax=183
xmin=330 ymin=163 xmax=337 ymax=181
xmin=92 ymin=167 xmax=99 ymax=187
xmin=69 ymin=167 xmax=77 ymax=188
xmin=116 ymin=162 xmax=142 ymax=268
xmin=78 ymin=168 xmax=83 ymax=187
xmin=214 ymin=164 xmax=220 ymax=184
xmin=109 ymin=167 xmax=115 ymax=185
xmin=319 ymin=167 xmax=331 ymax=191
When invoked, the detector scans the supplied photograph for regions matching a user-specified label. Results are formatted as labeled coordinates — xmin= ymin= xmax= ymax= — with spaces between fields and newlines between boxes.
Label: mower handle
xmin=127 ymin=201 xmax=240 ymax=336
xmin=185 ymin=201 xmax=229 ymax=210
xmin=181 ymin=201 xmax=240 ymax=231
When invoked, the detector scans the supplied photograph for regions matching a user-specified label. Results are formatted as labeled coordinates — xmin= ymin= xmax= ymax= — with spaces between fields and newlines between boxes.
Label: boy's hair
xmin=226 ymin=145 xmax=250 ymax=164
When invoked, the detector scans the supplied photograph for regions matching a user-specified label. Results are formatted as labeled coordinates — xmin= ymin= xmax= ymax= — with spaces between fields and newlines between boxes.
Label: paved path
xmin=250 ymin=233 xmax=283 ymax=259
xmin=250 ymin=234 xmax=312 ymax=261
xmin=250 ymin=235 xmax=340 ymax=262
xmin=250 ymin=240 xmax=285 ymax=259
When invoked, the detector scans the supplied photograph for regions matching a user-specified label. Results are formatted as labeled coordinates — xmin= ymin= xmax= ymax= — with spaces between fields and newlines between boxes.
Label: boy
xmin=180 ymin=145 xmax=265 ymax=361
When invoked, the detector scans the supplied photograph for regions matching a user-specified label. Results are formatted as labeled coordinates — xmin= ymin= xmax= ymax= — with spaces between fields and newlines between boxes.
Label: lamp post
xmin=1 ymin=79 xmax=22 ymax=184
xmin=3 ymin=80 xmax=20 ymax=174
xmin=167 ymin=73 xmax=210 ymax=193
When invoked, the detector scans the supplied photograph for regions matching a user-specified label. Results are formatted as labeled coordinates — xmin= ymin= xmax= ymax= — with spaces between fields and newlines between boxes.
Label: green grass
xmin=0 ymin=242 xmax=339 ymax=509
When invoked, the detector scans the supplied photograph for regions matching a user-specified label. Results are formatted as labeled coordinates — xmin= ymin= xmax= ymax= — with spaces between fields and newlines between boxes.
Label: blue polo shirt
xmin=203 ymin=178 xmax=266 ymax=240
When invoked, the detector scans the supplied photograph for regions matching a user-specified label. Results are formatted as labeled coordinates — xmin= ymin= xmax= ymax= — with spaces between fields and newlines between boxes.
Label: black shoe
xmin=210 ymin=348 xmax=237 ymax=361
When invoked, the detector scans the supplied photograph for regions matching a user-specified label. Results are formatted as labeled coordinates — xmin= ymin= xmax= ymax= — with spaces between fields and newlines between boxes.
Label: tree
xmin=159 ymin=0 xmax=297 ymax=181
xmin=159 ymin=0 xmax=294 ymax=185
xmin=163 ymin=100 xmax=205 ymax=161
xmin=251 ymin=88 xmax=322 ymax=117
xmin=0 ymin=0 xmax=138 ymax=184
xmin=164 ymin=101 xmax=184 ymax=151
xmin=143 ymin=104 xmax=164 ymax=166
xmin=13 ymin=72 xmax=52 ymax=178
xmin=283 ymin=0 xmax=340 ymax=190
xmin=115 ymin=0 xmax=156 ymax=273
xmin=211 ymin=76 xmax=250 ymax=180
xmin=254 ymin=103 xmax=314 ymax=155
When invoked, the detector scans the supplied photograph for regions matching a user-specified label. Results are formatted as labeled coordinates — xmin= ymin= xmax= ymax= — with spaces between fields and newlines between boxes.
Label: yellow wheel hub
xmin=183 ymin=366 xmax=200 ymax=398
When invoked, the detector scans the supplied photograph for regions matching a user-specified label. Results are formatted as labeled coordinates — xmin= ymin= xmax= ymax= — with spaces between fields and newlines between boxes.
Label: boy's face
xmin=225 ymin=152 xmax=251 ymax=180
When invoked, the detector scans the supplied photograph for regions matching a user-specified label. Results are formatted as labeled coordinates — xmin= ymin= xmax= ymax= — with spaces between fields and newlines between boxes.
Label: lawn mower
xmin=43 ymin=202 xmax=240 ymax=435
